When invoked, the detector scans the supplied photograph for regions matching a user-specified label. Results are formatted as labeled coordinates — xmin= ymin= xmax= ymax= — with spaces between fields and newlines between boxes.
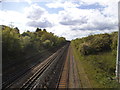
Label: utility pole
xmin=9 ymin=22 xmax=14 ymax=28
xmin=116 ymin=1 xmax=120 ymax=83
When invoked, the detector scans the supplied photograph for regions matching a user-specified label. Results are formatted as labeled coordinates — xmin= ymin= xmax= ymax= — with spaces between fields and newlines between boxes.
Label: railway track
xmin=20 ymin=53 xmax=58 ymax=89
xmin=3 ymin=43 xmax=70 ymax=89
xmin=57 ymin=45 xmax=81 ymax=88
xmin=57 ymin=45 xmax=70 ymax=88
xmin=2 ymin=50 xmax=52 ymax=89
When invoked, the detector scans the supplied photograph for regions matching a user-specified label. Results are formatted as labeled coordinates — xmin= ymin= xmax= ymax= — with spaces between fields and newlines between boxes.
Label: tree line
xmin=1 ymin=25 xmax=66 ymax=62
xmin=72 ymin=32 xmax=118 ymax=55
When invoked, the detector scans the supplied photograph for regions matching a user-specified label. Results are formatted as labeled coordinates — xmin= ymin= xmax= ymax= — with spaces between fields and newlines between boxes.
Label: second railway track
xmin=57 ymin=45 xmax=70 ymax=88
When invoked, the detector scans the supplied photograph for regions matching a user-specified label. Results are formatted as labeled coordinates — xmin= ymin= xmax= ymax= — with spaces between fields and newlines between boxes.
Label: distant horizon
xmin=0 ymin=0 xmax=119 ymax=40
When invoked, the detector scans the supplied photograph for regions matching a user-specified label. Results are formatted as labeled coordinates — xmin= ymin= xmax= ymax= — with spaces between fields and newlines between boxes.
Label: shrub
xmin=77 ymin=33 xmax=112 ymax=55
xmin=79 ymin=43 xmax=94 ymax=55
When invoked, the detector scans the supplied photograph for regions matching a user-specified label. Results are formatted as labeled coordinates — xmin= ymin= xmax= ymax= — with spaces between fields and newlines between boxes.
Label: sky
xmin=0 ymin=0 xmax=119 ymax=40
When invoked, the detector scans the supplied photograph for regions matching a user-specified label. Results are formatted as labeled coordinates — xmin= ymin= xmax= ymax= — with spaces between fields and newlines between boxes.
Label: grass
xmin=71 ymin=42 xmax=120 ymax=88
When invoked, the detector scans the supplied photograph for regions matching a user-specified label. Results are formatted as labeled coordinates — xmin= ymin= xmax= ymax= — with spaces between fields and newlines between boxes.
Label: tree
xmin=43 ymin=29 xmax=47 ymax=32
xmin=36 ymin=28 xmax=41 ymax=32
xmin=2 ymin=26 xmax=22 ymax=59
xmin=14 ymin=27 xmax=20 ymax=33
xmin=42 ymin=40 xmax=52 ymax=48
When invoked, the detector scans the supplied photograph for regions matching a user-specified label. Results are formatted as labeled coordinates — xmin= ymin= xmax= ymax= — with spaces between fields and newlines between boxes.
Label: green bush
xmin=42 ymin=40 xmax=52 ymax=48
xmin=90 ymin=34 xmax=111 ymax=52
xmin=74 ymin=33 xmax=114 ymax=55
xmin=79 ymin=43 xmax=94 ymax=55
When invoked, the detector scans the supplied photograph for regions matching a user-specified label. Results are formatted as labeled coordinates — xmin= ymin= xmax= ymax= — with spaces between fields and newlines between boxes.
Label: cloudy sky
xmin=0 ymin=0 xmax=119 ymax=40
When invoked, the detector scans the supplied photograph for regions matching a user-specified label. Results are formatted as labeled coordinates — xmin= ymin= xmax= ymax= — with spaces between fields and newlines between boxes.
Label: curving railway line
xmin=2 ymin=42 xmax=70 ymax=89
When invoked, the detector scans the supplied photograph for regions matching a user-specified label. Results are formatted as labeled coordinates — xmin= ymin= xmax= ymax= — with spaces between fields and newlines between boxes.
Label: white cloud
xmin=24 ymin=4 xmax=54 ymax=28
xmin=0 ymin=10 xmax=30 ymax=32
xmin=46 ymin=1 xmax=79 ymax=9
xmin=24 ymin=4 xmax=46 ymax=20
xmin=24 ymin=0 xmax=32 ymax=4
xmin=45 ymin=0 xmax=119 ymax=40
xmin=58 ymin=6 xmax=117 ymax=30
xmin=47 ymin=25 xmax=95 ymax=40
xmin=0 ymin=0 xmax=119 ymax=40
xmin=26 ymin=19 xmax=52 ymax=28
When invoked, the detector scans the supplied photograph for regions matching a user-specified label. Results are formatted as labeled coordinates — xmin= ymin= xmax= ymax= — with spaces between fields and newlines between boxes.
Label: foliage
xmin=2 ymin=25 xmax=22 ymax=58
xmin=73 ymin=33 xmax=117 ymax=55
xmin=71 ymin=32 xmax=119 ymax=88
xmin=110 ymin=32 xmax=118 ymax=50
xmin=1 ymin=25 xmax=66 ymax=62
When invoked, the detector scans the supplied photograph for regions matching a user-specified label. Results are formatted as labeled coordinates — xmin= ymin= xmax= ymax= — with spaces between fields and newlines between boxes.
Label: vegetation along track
xmin=3 ymin=42 xmax=70 ymax=89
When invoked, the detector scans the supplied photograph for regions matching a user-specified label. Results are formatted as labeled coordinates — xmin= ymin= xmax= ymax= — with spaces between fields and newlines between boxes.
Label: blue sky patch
xmin=37 ymin=2 xmax=64 ymax=14
xmin=2 ymin=2 xmax=29 ymax=12
xmin=78 ymin=3 xmax=105 ymax=10
xmin=1 ymin=2 xmax=64 ymax=14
